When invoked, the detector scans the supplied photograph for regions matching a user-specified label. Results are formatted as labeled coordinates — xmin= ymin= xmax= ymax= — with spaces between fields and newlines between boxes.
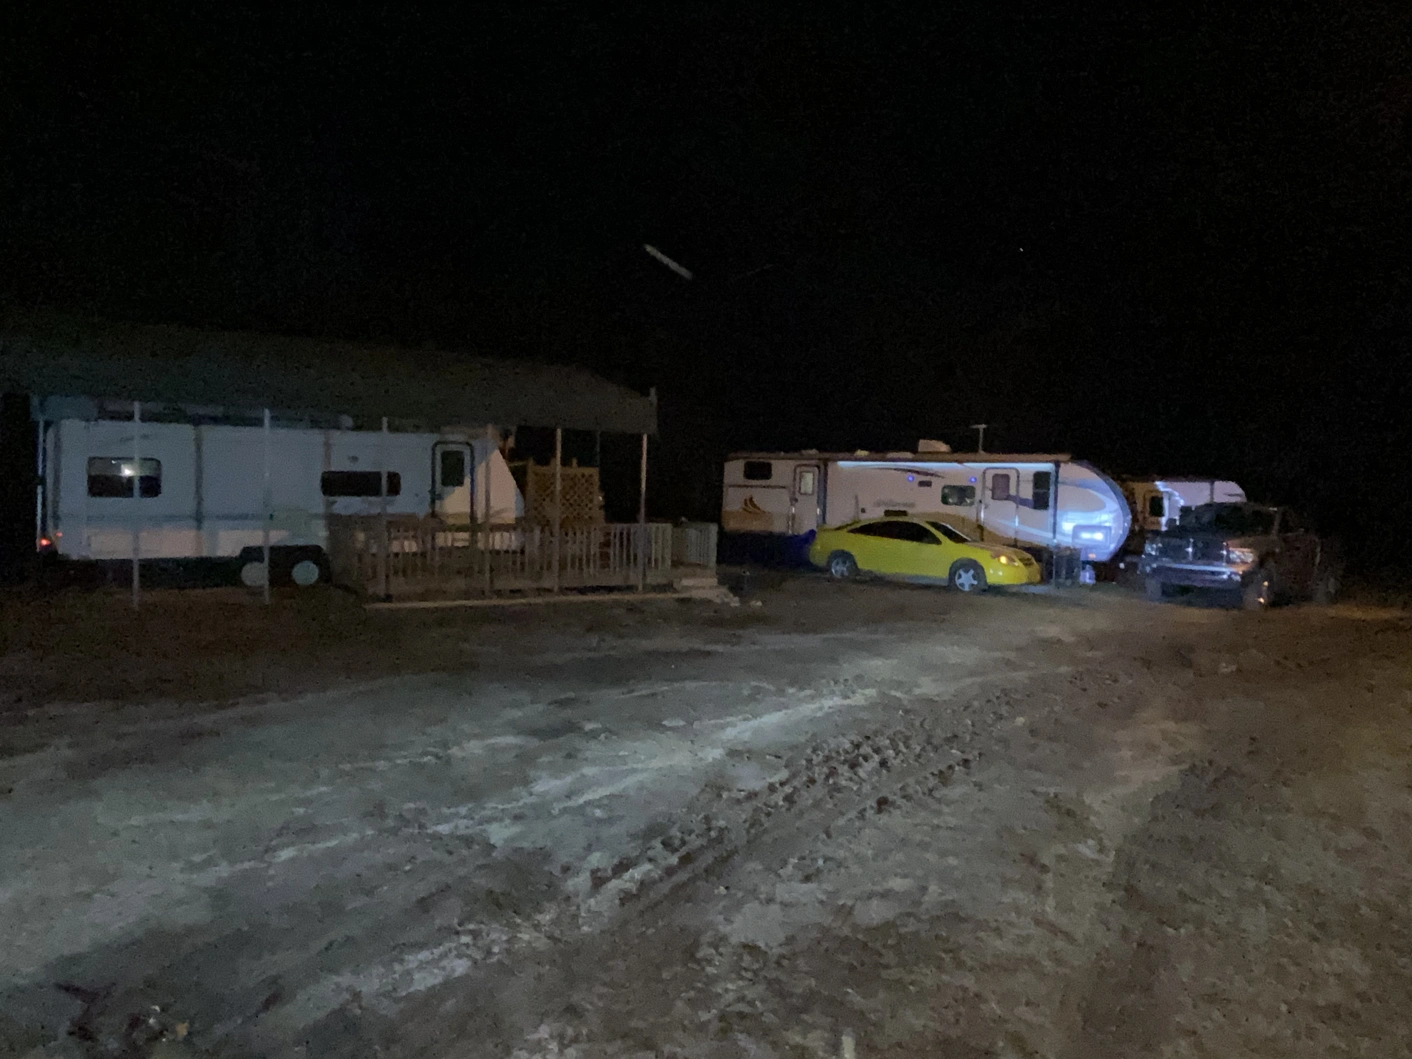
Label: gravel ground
xmin=1 ymin=577 xmax=1410 ymax=1058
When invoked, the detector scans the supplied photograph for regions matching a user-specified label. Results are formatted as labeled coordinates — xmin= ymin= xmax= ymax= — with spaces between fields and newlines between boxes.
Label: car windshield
xmin=927 ymin=521 xmax=971 ymax=543
xmin=1178 ymin=504 xmax=1276 ymax=536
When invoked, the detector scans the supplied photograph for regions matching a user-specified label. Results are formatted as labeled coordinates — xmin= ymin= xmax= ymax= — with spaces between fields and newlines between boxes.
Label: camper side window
xmin=990 ymin=474 xmax=1012 ymax=501
xmin=940 ymin=485 xmax=976 ymax=507
xmin=1147 ymin=495 xmax=1164 ymax=518
xmin=87 ymin=458 xmax=162 ymax=498
xmin=321 ymin=471 xmax=403 ymax=497
xmin=1032 ymin=471 xmax=1053 ymax=511
xmin=439 ymin=450 xmax=467 ymax=488
xmin=742 ymin=461 xmax=773 ymax=481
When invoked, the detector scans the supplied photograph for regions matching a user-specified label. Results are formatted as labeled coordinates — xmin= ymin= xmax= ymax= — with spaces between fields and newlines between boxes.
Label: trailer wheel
xmin=239 ymin=560 xmax=268 ymax=588
xmin=826 ymin=551 xmax=859 ymax=579
xmin=949 ymin=559 xmax=987 ymax=593
xmin=290 ymin=559 xmax=323 ymax=587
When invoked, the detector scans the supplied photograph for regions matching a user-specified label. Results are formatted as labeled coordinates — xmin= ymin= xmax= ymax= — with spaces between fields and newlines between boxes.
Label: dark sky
xmin=3 ymin=3 xmax=1409 ymax=532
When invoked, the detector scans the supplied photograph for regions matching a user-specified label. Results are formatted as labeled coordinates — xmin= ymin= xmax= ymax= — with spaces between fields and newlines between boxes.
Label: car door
xmin=846 ymin=520 xmax=942 ymax=576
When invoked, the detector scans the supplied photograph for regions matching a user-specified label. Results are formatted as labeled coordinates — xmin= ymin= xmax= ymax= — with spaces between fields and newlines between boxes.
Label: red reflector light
xmin=38 ymin=537 xmax=52 ymax=548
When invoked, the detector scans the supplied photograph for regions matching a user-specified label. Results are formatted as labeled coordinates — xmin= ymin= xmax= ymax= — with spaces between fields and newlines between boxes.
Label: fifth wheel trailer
xmin=721 ymin=449 xmax=1131 ymax=568
xmin=35 ymin=396 xmax=522 ymax=586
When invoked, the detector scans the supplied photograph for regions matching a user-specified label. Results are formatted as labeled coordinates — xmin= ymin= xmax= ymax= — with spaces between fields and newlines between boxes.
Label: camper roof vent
xmin=885 ymin=451 xmax=912 ymax=458
xmin=853 ymin=450 xmax=871 ymax=456
xmin=802 ymin=448 xmax=819 ymax=455
xmin=917 ymin=439 xmax=952 ymax=453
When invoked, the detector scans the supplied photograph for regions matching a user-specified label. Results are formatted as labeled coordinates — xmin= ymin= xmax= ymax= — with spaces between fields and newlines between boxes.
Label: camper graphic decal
xmin=722 ymin=493 xmax=778 ymax=533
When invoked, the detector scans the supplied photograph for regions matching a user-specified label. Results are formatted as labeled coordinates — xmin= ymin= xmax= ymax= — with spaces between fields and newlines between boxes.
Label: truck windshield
xmin=1178 ymin=505 xmax=1275 ymax=536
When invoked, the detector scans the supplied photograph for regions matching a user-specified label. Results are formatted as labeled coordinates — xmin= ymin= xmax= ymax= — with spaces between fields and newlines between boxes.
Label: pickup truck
xmin=1139 ymin=502 xmax=1339 ymax=609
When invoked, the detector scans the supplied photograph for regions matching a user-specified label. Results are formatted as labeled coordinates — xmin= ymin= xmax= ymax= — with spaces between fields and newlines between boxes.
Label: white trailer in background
xmin=721 ymin=447 xmax=1131 ymax=567
xmin=1122 ymin=478 xmax=1246 ymax=534
xmin=35 ymin=396 xmax=523 ymax=586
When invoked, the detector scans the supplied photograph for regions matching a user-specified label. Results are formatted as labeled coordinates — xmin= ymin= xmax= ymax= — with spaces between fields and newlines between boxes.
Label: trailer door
xmin=790 ymin=463 xmax=823 ymax=535
xmin=980 ymin=467 xmax=1019 ymax=544
xmin=433 ymin=442 xmax=476 ymax=523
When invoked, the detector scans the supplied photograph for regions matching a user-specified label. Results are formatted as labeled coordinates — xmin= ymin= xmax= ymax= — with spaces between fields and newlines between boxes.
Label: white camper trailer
xmin=1122 ymin=478 xmax=1246 ymax=534
xmin=721 ymin=448 xmax=1131 ymax=566
xmin=35 ymin=396 xmax=523 ymax=585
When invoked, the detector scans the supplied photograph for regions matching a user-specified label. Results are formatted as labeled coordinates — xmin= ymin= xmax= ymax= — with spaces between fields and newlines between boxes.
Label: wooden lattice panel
xmin=524 ymin=461 xmax=604 ymax=526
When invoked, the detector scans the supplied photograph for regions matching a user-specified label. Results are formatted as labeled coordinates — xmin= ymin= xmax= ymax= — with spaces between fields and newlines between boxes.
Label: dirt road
xmin=2 ymin=579 xmax=1411 ymax=1057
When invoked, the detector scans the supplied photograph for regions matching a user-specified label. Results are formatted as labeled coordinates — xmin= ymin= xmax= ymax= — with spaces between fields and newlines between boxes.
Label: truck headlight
xmin=1226 ymin=546 xmax=1257 ymax=565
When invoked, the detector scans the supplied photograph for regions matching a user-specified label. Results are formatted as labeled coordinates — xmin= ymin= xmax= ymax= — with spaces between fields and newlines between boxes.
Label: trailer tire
xmin=826 ymin=551 xmax=859 ymax=580
xmin=949 ymin=559 xmax=987 ymax=593
xmin=237 ymin=546 xmax=329 ymax=589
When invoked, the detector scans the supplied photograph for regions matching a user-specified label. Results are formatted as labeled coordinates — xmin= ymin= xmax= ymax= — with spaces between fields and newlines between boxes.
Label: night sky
xmin=3 ymin=4 xmax=1409 ymax=548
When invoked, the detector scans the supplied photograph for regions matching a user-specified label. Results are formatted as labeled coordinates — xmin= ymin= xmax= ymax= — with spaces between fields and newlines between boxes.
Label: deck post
xmin=262 ymin=408 xmax=272 ymax=605
xmin=637 ymin=431 xmax=648 ymax=592
xmin=131 ymin=400 xmax=141 ymax=610
xmin=552 ymin=427 xmax=563 ymax=593
xmin=377 ymin=416 xmax=389 ymax=601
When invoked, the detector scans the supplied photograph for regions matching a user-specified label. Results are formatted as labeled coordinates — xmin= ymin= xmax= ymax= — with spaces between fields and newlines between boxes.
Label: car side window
xmin=894 ymin=522 xmax=941 ymax=544
xmin=850 ymin=520 xmax=934 ymax=542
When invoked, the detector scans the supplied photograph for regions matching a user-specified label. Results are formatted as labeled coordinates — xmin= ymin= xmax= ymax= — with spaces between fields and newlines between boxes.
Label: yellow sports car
xmin=807 ymin=516 xmax=1042 ymax=592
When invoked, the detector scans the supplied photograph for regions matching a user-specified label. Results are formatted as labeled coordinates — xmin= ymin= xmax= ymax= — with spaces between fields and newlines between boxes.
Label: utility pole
xmin=969 ymin=423 xmax=988 ymax=453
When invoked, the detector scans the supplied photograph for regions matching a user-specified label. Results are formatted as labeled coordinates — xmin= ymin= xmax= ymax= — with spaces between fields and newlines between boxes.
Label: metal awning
xmin=0 ymin=313 xmax=657 ymax=434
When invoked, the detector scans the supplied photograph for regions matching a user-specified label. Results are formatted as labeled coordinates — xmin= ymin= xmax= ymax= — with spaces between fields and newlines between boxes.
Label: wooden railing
xmin=327 ymin=516 xmax=677 ymax=596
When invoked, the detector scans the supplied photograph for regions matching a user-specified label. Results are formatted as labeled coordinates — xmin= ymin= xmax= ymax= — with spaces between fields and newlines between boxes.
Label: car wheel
xmin=949 ymin=559 xmax=987 ymax=593
xmin=1145 ymin=578 xmax=1167 ymax=603
xmin=826 ymin=551 xmax=859 ymax=580
xmin=1242 ymin=567 xmax=1275 ymax=611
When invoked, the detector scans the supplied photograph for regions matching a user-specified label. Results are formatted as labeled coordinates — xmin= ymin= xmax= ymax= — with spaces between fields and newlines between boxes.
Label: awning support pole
xmin=637 ymin=432 xmax=648 ymax=592
xmin=262 ymin=408 xmax=272 ymax=605
xmin=378 ymin=416 xmax=389 ymax=601
xmin=552 ymin=427 xmax=562 ymax=593
xmin=483 ymin=428 xmax=493 ymax=596
xmin=131 ymin=400 xmax=141 ymax=610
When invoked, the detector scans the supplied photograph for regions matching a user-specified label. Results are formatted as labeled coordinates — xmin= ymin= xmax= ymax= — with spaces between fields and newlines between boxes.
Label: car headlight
xmin=1226 ymin=546 xmax=1257 ymax=565
xmin=996 ymin=553 xmax=1017 ymax=565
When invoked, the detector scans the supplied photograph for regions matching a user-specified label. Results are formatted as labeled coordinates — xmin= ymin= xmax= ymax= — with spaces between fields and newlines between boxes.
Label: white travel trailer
xmin=36 ymin=396 xmax=523 ymax=586
xmin=1122 ymin=478 xmax=1246 ymax=534
xmin=721 ymin=448 xmax=1131 ymax=565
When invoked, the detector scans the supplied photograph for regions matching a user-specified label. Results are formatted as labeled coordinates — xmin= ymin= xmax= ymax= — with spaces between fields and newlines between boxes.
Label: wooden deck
xmin=328 ymin=516 xmax=716 ymax=599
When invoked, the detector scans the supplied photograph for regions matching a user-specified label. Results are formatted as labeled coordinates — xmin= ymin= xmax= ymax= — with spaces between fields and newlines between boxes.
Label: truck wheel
xmin=826 ymin=551 xmax=859 ymax=579
xmin=949 ymin=559 xmax=987 ymax=593
xmin=1145 ymin=579 xmax=1167 ymax=603
xmin=1242 ymin=568 xmax=1275 ymax=611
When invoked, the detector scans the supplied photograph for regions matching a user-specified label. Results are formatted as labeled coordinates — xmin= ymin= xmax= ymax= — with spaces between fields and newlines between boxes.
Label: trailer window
xmin=439 ymin=449 xmax=467 ymax=488
xmin=87 ymin=458 xmax=161 ymax=498
xmin=1147 ymin=495 xmax=1164 ymax=518
xmin=742 ymin=460 xmax=773 ymax=482
xmin=1032 ymin=471 xmax=1053 ymax=511
xmin=321 ymin=471 xmax=402 ymax=497
xmin=940 ymin=485 xmax=976 ymax=507
xmin=989 ymin=474 xmax=1012 ymax=501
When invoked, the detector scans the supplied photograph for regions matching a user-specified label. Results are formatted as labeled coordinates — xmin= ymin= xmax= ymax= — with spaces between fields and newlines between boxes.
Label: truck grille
xmin=1153 ymin=537 xmax=1227 ymax=562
